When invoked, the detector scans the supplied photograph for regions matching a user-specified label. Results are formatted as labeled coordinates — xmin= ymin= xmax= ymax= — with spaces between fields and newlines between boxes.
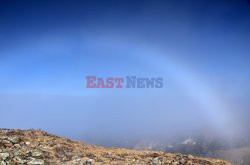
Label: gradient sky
xmin=0 ymin=0 xmax=250 ymax=145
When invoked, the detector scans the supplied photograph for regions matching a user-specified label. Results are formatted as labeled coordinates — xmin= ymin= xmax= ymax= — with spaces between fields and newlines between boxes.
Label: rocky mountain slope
xmin=0 ymin=129 xmax=231 ymax=165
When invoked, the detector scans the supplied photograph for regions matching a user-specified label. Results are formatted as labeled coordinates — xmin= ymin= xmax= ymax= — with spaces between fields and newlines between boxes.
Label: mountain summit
xmin=0 ymin=129 xmax=230 ymax=165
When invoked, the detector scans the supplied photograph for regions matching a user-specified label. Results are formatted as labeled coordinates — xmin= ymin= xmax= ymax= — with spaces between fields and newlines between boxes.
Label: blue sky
xmin=0 ymin=0 xmax=250 ymax=144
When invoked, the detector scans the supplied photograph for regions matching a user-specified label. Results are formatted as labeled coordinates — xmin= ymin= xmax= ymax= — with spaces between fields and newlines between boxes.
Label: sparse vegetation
xmin=0 ymin=129 xmax=231 ymax=164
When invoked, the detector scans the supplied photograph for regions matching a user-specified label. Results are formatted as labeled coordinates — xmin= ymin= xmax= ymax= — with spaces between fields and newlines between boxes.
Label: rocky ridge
xmin=0 ymin=129 xmax=231 ymax=165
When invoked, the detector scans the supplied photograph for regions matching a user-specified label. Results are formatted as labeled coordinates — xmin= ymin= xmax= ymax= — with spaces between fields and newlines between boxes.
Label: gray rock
xmin=153 ymin=157 xmax=160 ymax=164
xmin=28 ymin=159 xmax=44 ymax=165
xmin=13 ymin=156 xmax=25 ymax=164
xmin=0 ymin=160 xmax=7 ymax=165
xmin=32 ymin=150 xmax=43 ymax=157
xmin=7 ymin=137 xmax=19 ymax=144
xmin=0 ymin=153 xmax=9 ymax=160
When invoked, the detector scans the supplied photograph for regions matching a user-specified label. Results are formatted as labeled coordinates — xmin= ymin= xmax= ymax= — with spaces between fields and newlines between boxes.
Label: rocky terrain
xmin=0 ymin=129 xmax=231 ymax=165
